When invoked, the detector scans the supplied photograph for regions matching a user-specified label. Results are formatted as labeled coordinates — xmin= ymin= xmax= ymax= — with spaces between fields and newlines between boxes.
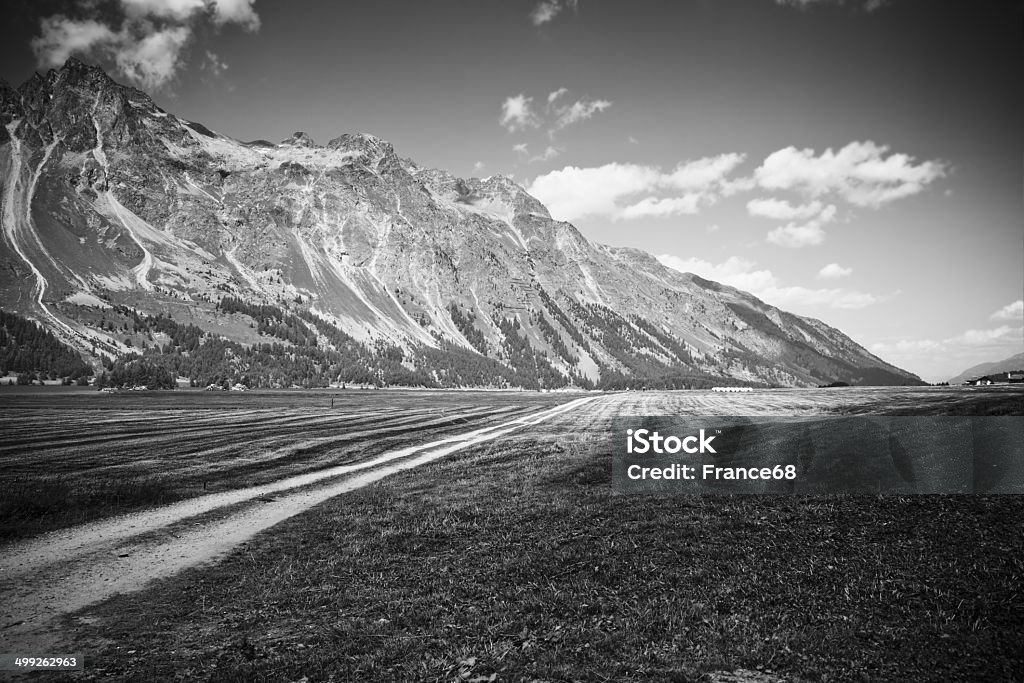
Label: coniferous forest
xmin=0 ymin=309 xmax=93 ymax=383
xmin=1 ymin=302 xmax=738 ymax=390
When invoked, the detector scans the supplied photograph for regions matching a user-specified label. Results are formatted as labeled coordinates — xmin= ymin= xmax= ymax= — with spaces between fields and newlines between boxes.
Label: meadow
xmin=0 ymin=387 xmax=574 ymax=542
xmin=0 ymin=385 xmax=1021 ymax=681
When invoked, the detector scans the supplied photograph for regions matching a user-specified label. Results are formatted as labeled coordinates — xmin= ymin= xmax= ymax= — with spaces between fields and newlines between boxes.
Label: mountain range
xmin=0 ymin=59 xmax=922 ymax=389
xmin=946 ymin=351 xmax=1024 ymax=385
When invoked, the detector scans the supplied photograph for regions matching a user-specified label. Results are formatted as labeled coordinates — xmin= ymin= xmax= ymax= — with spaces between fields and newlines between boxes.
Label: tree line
xmin=0 ymin=309 xmax=93 ymax=382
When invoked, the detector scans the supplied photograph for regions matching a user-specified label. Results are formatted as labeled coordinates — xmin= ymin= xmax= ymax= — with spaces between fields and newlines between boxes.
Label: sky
xmin=1 ymin=0 xmax=1022 ymax=381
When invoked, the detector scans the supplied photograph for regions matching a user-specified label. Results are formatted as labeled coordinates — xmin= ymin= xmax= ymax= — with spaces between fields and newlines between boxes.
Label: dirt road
xmin=0 ymin=395 xmax=598 ymax=654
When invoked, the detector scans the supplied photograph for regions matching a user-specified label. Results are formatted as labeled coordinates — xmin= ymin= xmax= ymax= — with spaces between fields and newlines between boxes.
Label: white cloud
xmin=548 ymin=87 xmax=568 ymax=104
xmin=766 ymin=204 xmax=837 ymax=248
xmin=501 ymin=88 xmax=612 ymax=143
xmin=528 ymin=162 xmax=660 ymax=221
xmin=208 ymin=0 xmax=259 ymax=30
xmin=530 ymin=0 xmax=578 ymax=26
xmin=818 ymin=263 xmax=853 ymax=279
xmin=990 ymin=300 xmax=1024 ymax=322
xmin=748 ymin=143 xmax=942 ymax=245
xmin=658 ymin=255 xmax=777 ymax=294
xmin=950 ymin=325 xmax=1020 ymax=346
xmin=528 ymin=154 xmax=745 ymax=222
xmin=657 ymin=254 xmax=881 ymax=310
xmin=530 ymin=1 xmax=559 ymax=25
xmin=525 ymin=141 xmax=940 ymax=228
xmin=552 ymin=98 xmax=611 ymax=130
xmin=120 ymin=0 xmax=205 ymax=20
xmin=120 ymin=0 xmax=259 ymax=28
xmin=871 ymin=324 xmax=1024 ymax=378
xmin=473 ymin=161 xmax=485 ymax=173
xmin=766 ymin=225 xmax=823 ymax=248
xmin=203 ymin=49 xmax=227 ymax=76
xmin=31 ymin=16 xmax=117 ymax=67
xmin=754 ymin=141 xmax=946 ymax=208
xmin=628 ymin=135 xmax=639 ymax=145
xmin=776 ymin=0 xmax=891 ymax=11
xmin=512 ymin=143 xmax=529 ymax=156
xmin=530 ymin=145 xmax=560 ymax=163
xmin=872 ymin=327 xmax=1022 ymax=353
xmin=113 ymin=24 xmax=191 ymax=89
xmin=664 ymin=153 xmax=745 ymax=190
xmin=500 ymin=94 xmax=539 ymax=133
xmin=31 ymin=0 xmax=261 ymax=90
xmin=719 ymin=175 xmax=757 ymax=197
xmin=618 ymin=194 xmax=702 ymax=220
xmin=747 ymin=197 xmax=823 ymax=220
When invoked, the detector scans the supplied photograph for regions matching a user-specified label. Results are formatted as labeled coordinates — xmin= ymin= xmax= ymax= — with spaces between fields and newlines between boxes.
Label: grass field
xmin=2 ymin=385 xmax=1017 ymax=542
xmin=0 ymin=387 xmax=575 ymax=542
xmin=1 ymin=385 xmax=1022 ymax=681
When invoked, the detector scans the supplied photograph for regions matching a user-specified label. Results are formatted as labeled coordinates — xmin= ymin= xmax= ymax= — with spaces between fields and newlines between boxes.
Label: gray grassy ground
xmin=0 ymin=386 xmax=1021 ymax=681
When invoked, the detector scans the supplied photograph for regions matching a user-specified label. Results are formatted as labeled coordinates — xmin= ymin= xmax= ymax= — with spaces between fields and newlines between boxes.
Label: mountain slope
xmin=0 ymin=59 xmax=922 ymax=389
xmin=947 ymin=351 xmax=1024 ymax=385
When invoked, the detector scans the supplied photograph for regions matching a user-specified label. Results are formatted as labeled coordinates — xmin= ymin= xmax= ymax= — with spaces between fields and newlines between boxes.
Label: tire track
xmin=0 ymin=395 xmax=598 ymax=653
xmin=0 ymin=405 xmax=536 ymax=484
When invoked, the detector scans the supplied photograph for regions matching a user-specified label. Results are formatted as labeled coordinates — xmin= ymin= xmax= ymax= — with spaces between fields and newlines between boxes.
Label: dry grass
xmin=6 ymin=386 xmax=1021 ymax=680
xmin=65 ymin=433 xmax=1024 ymax=682
xmin=0 ymin=388 xmax=575 ymax=542
xmin=0 ymin=475 xmax=181 ymax=541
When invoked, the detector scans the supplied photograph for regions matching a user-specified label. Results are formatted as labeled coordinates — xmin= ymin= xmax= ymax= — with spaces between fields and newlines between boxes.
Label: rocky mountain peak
xmin=281 ymin=131 xmax=319 ymax=147
xmin=2 ymin=57 xmax=174 ymax=153
xmin=327 ymin=132 xmax=394 ymax=160
xmin=470 ymin=174 xmax=551 ymax=219
xmin=17 ymin=57 xmax=139 ymax=111
xmin=53 ymin=57 xmax=116 ymax=89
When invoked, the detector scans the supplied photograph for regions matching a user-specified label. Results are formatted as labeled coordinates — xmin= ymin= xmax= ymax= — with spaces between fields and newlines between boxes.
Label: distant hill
xmin=947 ymin=351 xmax=1024 ymax=385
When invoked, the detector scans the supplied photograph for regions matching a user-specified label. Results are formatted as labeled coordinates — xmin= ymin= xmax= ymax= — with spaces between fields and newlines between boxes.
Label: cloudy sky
xmin=2 ymin=0 xmax=1021 ymax=381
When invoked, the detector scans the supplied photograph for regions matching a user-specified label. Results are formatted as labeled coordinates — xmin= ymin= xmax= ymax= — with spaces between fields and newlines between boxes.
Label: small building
xmin=711 ymin=386 xmax=753 ymax=393
xmin=965 ymin=371 xmax=1024 ymax=386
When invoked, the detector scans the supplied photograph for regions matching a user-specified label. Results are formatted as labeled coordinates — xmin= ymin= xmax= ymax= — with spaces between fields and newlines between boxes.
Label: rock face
xmin=0 ymin=59 xmax=922 ymax=388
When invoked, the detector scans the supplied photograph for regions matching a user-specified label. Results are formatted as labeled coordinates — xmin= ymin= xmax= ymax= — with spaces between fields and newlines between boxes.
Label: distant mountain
xmin=0 ymin=59 xmax=923 ymax=389
xmin=947 ymin=351 xmax=1024 ymax=385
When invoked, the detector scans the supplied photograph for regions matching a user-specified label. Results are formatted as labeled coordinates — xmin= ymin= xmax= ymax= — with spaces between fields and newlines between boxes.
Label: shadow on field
xmin=0 ymin=475 xmax=181 ymax=542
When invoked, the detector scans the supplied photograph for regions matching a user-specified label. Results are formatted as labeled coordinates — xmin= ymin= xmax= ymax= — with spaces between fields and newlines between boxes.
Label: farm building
xmin=965 ymin=371 xmax=1024 ymax=386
